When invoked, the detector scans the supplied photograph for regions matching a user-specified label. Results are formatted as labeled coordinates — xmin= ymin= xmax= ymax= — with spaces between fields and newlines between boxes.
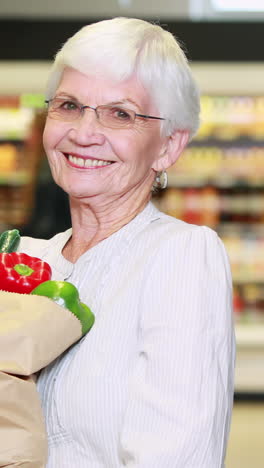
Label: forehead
xmin=56 ymin=67 xmax=155 ymax=112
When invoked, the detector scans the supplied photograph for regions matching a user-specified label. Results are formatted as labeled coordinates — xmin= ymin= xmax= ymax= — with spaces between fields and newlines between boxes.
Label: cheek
xmin=43 ymin=119 xmax=65 ymax=152
xmin=113 ymin=131 xmax=162 ymax=166
xmin=43 ymin=119 xmax=51 ymax=147
xmin=43 ymin=122 xmax=54 ymax=155
xmin=42 ymin=124 xmax=62 ymax=175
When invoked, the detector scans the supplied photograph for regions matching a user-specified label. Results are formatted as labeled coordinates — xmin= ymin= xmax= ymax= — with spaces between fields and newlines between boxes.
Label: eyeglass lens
xmin=47 ymin=98 xmax=137 ymax=128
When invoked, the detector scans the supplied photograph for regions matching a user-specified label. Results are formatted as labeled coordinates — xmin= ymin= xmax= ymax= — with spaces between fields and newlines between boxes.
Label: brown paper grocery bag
xmin=0 ymin=291 xmax=84 ymax=467
xmin=0 ymin=373 xmax=47 ymax=467
xmin=0 ymin=291 xmax=82 ymax=375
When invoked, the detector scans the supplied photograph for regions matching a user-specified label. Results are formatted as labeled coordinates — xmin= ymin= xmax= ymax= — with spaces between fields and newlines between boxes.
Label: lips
xmin=64 ymin=153 xmax=114 ymax=169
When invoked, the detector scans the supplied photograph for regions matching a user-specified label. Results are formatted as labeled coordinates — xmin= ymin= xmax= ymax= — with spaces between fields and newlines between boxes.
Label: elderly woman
xmin=19 ymin=17 xmax=235 ymax=467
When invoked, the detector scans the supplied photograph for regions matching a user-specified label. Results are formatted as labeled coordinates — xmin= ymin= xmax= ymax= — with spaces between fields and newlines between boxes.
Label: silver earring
xmin=155 ymin=170 xmax=168 ymax=190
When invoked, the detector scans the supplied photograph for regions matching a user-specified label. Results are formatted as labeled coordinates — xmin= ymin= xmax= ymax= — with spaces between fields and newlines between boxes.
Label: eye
xmin=58 ymin=100 xmax=79 ymax=111
xmin=111 ymin=107 xmax=133 ymax=121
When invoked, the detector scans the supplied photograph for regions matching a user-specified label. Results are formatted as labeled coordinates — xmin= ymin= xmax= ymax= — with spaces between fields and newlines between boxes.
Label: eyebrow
xmin=107 ymin=99 xmax=142 ymax=112
xmin=54 ymin=93 xmax=77 ymax=100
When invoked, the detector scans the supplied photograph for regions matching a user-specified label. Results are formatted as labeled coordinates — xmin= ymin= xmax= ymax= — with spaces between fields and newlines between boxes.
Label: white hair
xmin=46 ymin=17 xmax=200 ymax=139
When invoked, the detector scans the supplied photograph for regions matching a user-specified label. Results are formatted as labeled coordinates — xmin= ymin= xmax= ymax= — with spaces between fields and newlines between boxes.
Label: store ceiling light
xmin=212 ymin=0 xmax=264 ymax=10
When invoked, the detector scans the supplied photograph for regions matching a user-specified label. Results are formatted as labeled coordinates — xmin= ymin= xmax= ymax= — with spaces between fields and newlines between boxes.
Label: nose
xmin=68 ymin=107 xmax=105 ymax=146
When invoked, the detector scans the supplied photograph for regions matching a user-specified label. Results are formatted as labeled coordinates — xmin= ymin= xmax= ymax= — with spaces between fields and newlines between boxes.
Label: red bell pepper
xmin=0 ymin=252 xmax=52 ymax=294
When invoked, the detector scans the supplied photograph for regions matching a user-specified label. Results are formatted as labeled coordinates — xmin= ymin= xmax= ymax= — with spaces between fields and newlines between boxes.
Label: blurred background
xmin=0 ymin=1 xmax=263 ymax=466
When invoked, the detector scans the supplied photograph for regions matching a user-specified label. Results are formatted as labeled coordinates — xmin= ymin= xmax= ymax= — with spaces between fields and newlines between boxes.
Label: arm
xmin=119 ymin=227 xmax=235 ymax=467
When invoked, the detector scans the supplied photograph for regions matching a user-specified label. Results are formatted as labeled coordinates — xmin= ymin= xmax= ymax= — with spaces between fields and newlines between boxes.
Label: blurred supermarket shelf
xmin=236 ymin=324 xmax=264 ymax=348
xmin=168 ymin=176 xmax=264 ymax=189
xmin=233 ymin=277 xmax=264 ymax=285
xmin=0 ymin=171 xmax=31 ymax=186
xmin=0 ymin=61 xmax=52 ymax=95
xmin=235 ymin=324 xmax=264 ymax=393
xmin=189 ymin=139 xmax=264 ymax=148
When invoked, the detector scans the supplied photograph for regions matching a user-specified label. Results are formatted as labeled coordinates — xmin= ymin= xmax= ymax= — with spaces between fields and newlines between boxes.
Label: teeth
xmin=70 ymin=156 xmax=85 ymax=167
xmin=68 ymin=155 xmax=112 ymax=167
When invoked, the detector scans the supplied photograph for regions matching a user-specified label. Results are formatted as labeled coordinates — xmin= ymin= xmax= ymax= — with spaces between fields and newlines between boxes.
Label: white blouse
xmin=19 ymin=202 xmax=235 ymax=467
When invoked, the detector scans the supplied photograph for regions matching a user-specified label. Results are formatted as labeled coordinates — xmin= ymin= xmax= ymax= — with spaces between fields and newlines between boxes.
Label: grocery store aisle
xmin=225 ymin=402 xmax=264 ymax=467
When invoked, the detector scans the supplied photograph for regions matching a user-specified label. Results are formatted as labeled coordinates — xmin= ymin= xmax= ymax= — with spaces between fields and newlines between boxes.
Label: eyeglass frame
xmin=44 ymin=98 xmax=166 ymax=128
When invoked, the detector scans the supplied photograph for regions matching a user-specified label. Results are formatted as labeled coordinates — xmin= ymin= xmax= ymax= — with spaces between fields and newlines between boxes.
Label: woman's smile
xmin=64 ymin=153 xmax=115 ymax=169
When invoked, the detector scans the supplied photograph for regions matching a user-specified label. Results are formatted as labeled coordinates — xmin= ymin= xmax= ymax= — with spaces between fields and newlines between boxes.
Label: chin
xmin=67 ymin=184 xmax=107 ymax=200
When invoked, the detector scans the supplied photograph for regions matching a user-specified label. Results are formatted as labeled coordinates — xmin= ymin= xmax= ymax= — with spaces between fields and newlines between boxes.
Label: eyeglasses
xmin=45 ymin=97 xmax=166 ymax=130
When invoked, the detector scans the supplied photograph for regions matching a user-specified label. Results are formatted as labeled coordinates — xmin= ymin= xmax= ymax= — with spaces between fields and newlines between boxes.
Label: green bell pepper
xmin=31 ymin=280 xmax=95 ymax=335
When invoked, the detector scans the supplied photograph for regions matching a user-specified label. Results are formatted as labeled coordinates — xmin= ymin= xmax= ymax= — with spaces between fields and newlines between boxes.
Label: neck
xmin=63 ymin=185 xmax=152 ymax=262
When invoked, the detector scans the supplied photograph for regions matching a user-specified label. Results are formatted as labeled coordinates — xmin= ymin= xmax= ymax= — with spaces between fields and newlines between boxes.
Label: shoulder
xmin=18 ymin=229 xmax=72 ymax=258
xmin=139 ymin=209 xmax=222 ymax=252
xmin=140 ymin=214 xmax=233 ymax=329
xmin=138 ymin=210 xmax=231 ymax=284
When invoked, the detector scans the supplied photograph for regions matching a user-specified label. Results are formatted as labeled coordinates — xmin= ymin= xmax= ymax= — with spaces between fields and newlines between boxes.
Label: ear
xmin=151 ymin=130 xmax=190 ymax=172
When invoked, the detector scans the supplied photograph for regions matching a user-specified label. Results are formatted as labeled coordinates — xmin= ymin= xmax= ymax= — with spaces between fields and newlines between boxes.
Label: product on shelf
xmin=0 ymin=144 xmax=17 ymax=172
xmin=200 ymin=186 xmax=220 ymax=226
xmin=0 ymin=94 xmax=45 ymax=230
xmin=197 ymin=95 xmax=264 ymax=141
xmin=168 ymin=146 xmax=264 ymax=186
